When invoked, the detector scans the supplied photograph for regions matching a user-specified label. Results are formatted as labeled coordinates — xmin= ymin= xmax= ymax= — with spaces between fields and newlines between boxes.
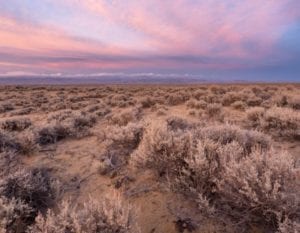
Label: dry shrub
xmin=188 ymin=110 xmax=196 ymax=116
xmin=99 ymin=123 xmax=143 ymax=175
xmin=16 ymin=131 xmax=37 ymax=155
xmin=246 ymin=107 xmax=265 ymax=127
xmin=0 ymin=151 xmax=18 ymax=178
xmin=0 ymin=168 xmax=59 ymax=215
xmin=72 ymin=114 xmax=97 ymax=131
xmin=213 ymin=148 xmax=300 ymax=231
xmin=106 ymin=94 xmax=132 ymax=108
xmin=210 ymin=86 xmax=226 ymax=95
xmin=132 ymin=121 xmax=194 ymax=176
xmin=246 ymin=96 xmax=263 ymax=107
xmin=132 ymin=120 xmax=297 ymax=231
xmin=0 ymin=197 xmax=34 ymax=233
xmin=28 ymin=198 xmax=139 ymax=233
xmin=0 ymin=102 xmax=14 ymax=113
xmin=46 ymin=110 xmax=73 ymax=122
xmin=10 ymin=107 xmax=34 ymax=116
xmin=166 ymin=93 xmax=189 ymax=106
xmin=95 ymin=108 xmax=111 ymax=118
xmin=180 ymin=144 xmax=299 ymax=231
xmin=106 ymin=107 xmax=142 ymax=126
xmin=0 ymin=168 xmax=60 ymax=232
xmin=197 ymin=100 xmax=208 ymax=109
xmin=197 ymin=124 xmax=270 ymax=154
xmin=37 ymin=112 xmax=97 ymax=145
xmin=166 ymin=116 xmax=194 ymax=131
xmin=274 ymin=95 xmax=288 ymax=107
xmin=0 ymin=130 xmax=21 ymax=153
xmin=156 ymin=109 xmax=167 ymax=116
xmin=0 ymin=117 xmax=32 ymax=132
xmin=192 ymin=90 xmax=207 ymax=100
xmin=186 ymin=99 xmax=207 ymax=109
xmin=287 ymin=95 xmax=300 ymax=110
xmin=140 ymin=97 xmax=155 ymax=108
xmin=36 ymin=123 xmax=72 ymax=145
xmin=206 ymin=103 xmax=222 ymax=116
xmin=69 ymin=96 xmax=85 ymax=103
xmin=277 ymin=217 xmax=300 ymax=233
xmin=231 ymin=100 xmax=246 ymax=110
xmin=186 ymin=99 xmax=196 ymax=108
xmin=85 ymin=104 xmax=101 ymax=113
xmin=205 ymin=103 xmax=224 ymax=121
xmin=262 ymin=107 xmax=300 ymax=139
xmin=0 ymin=129 xmax=36 ymax=156
xmin=133 ymin=122 xmax=270 ymax=176
xmin=222 ymin=93 xmax=242 ymax=106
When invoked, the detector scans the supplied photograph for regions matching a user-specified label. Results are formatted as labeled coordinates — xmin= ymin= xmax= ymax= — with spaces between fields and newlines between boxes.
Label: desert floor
xmin=0 ymin=84 xmax=299 ymax=233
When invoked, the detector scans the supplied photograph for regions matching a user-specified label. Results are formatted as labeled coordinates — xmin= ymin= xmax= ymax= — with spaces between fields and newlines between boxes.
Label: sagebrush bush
xmin=206 ymin=103 xmax=223 ymax=120
xmin=133 ymin=120 xmax=298 ymax=231
xmin=132 ymin=121 xmax=194 ymax=176
xmin=222 ymin=92 xmax=242 ymax=106
xmin=210 ymin=86 xmax=226 ymax=95
xmin=274 ymin=95 xmax=288 ymax=107
xmin=246 ymin=107 xmax=265 ymax=127
xmin=166 ymin=116 xmax=193 ymax=131
xmin=37 ymin=112 xmax=97 ymax=145
xmin=0 ymin=168 xmax=60 ymax=215
xmin=186 ymin=99 xmax=207 ymax=109
xmin=287 ymin=94 xmax=300 ymax=110
xmin=46 ymin=110 xmax=74 ymax=123
xmin=36 ymin=123 xmax=72 ymax=145
xmin=0 ymin=129 xmax=37 ymax=155
xmin=156 ymin=108 xmax=167 ymax=116
xmin=10 ymin=107 xmax=34 ymax=116
xmin=166 ymin=93 xmax=189 ymax=106
xmin=133 ymin=121 xmax=270 ymax=176
xmin=0 ymin=197 xmax=34 ymax=233
xmin=95 ymin=107 xmax=111 ymax=117
xmin=0 ymin=102 xmax=14 ymax=113
xmin=28 ymin=198 xmax=139 ymax=233
xmin=106 ymin=107 xmax=142 ymax=126
xmin=0 ymin=130 xmax=21 ymax=153
xmin=213 ymin=148 xmax=300 ymax=230
xmin=192 ymin=90 xmax=207 ymax=100
xmin=72 ymin=114 xmax=97 ymax=130
xmin=262 ymin=107 xmax=300 ymax=139
xmin=99 ymin=123 xmax=143 ymax=175
xmin=246 ymin=106 xmax=300 ymax=139
xmin=197 ymin=124 xmax=270 ymax=154
xmin=0 ymin=151 xmax=18 ymax=178
xmin=140 ymin=97 xmax=155 ymax=108
xmin=231 ymin=100 xmax=246 ymax=110
xmin=277 ymin=217 xmax=300 ymax=233
xmin=17 ymin=132 xmax=38 ymax=155
xmin=0 ymin=117 xmax=32 ymax=132
xmin=246 ymin=96 xmax=263 ymax=107
xmin=180 ymin=144 xmax=299 ymax=231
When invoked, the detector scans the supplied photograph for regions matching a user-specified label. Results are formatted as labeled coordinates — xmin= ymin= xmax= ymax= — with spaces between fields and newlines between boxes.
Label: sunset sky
xmin=0 ymin=0 xmax=299 ymax=81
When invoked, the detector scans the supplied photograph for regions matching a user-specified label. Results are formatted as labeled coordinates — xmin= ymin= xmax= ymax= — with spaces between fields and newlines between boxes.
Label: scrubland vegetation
xmin=0 ymin=84 xmax=299 ymax=233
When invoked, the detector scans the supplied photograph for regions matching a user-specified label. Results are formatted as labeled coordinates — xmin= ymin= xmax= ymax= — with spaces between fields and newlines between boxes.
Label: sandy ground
xmin=0 ymin=84 xmax=299 ymax=233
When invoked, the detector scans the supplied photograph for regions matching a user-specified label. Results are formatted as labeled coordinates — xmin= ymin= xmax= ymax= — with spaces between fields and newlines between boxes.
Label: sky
xmin=0 ymin=0 xmax=299 ymax=81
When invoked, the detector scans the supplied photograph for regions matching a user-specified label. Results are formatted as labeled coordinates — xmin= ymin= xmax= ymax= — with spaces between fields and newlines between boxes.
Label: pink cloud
xmin=73 ymin=0 xmax=300 ymax=58
xmin=0 ymin=0 xmax=299 ymax=74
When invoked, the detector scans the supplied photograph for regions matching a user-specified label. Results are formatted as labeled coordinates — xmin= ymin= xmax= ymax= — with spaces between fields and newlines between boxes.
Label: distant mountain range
xmin=0 ymin=75 xmax=297 ymax=85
